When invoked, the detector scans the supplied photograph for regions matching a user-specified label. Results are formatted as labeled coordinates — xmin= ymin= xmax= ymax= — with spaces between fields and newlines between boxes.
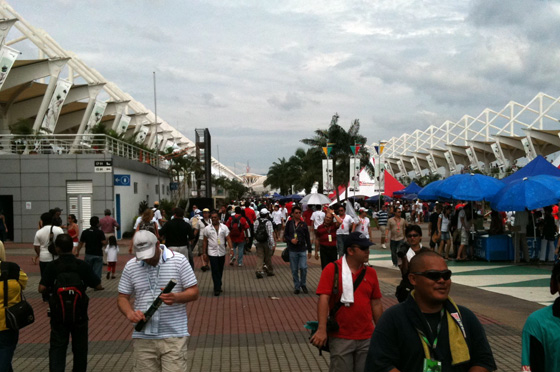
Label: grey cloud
xmin=267 ymin=92 xmax=306 ymax=111
xmin=201 ymin=93 xmax=227 ymax=108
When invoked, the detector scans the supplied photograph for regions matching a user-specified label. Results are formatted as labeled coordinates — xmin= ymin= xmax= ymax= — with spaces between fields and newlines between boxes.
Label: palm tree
xmin=264 ymin=157 xmax=294 ymax=195
xmin=301 ymin=113 xmax=373 ymax=199
xmin=288 ymin=147 xmax=323 ymax=194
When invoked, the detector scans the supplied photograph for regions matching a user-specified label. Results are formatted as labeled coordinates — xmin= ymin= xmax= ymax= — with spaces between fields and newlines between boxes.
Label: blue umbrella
xmin=490 ymin=175 xmax=560 ymax=211
xmin=437 ymin=173 xmax=505 ymax=201
xmin=418 ymin=180 xmax=444 ymax=201
xmin=401 ymin=193 xmax=419 ymax=201
xmin=365 ymin=195 xmax=392 ymax=203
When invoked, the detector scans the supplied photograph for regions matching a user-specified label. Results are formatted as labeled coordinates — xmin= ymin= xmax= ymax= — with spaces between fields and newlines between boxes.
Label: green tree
xmin=301 ymin=113 xmax=373 ymax=199
xmin=264 ymin=157 xmax=295 ymax=195
xmin=287 ymin=147 xmax=323 ymax=194
xmin=412 ymin=173 xmax=442 ymax=187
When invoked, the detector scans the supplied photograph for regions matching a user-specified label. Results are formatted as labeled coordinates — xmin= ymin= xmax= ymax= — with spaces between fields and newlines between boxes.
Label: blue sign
xmin=114 ymin=174 xmax=131 ymax=186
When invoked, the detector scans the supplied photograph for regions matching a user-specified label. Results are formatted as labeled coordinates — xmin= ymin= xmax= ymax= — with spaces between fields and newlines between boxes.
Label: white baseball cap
xmin=133 ymin=230 xmax=158 ymax=260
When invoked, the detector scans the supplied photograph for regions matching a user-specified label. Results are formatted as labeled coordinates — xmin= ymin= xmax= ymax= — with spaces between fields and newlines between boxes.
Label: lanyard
xmin=418 ymin=309 xmax=444 ymax=359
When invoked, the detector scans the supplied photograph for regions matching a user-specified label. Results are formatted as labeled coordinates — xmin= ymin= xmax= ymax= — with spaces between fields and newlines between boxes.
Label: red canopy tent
xmin=383 ymin=170 xmax=405 ymax=197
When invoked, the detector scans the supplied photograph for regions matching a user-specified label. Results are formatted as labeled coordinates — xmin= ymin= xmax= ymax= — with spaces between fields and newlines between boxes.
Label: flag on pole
xmin=379 ymin=144 xmax=385 ymax=154
xmin=322 ymin=147 xmax=332 ymax=157
xmin=373 ymin=146 xmax=379 ymax=155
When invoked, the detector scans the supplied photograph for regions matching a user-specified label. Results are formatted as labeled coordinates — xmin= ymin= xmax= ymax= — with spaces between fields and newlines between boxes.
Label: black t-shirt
xmin=430 ymin=212 xmax=440 ymax=234
xmin=40 ymin=254 xmax=101 ymax=292
xmin=79 ymin=228 xmax=106 ymax=256
xmin=366 ymin=299 xmax=496 ymax=372
xmin=160 ymin=218 xmax=193 ymax=247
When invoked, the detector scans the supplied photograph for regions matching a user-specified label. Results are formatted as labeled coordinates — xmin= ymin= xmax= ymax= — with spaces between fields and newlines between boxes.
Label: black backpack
xmin=255 ymin=218 xmax=269 ymax=243
xmin=49 ymin=260 xmax=88 ymax=326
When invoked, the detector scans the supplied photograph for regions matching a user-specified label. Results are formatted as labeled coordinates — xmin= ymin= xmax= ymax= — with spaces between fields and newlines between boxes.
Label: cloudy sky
xmin=9 ymin=0 xmax=560 ymax=174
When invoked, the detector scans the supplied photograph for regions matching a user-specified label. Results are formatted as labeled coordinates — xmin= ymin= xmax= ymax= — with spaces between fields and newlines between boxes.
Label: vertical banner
xmin=349 ymin=156 xmax=360 ymax=190
xmin=490 ymin=143 xmax=505 ymax=166
xmin=397 ymin=159 xmax=407 ymax=175
xmin=41 ymin=79 xmax=72 ymax=133
xmin=136 ymin=126 xmax=149 ymax=144
xmin=410 ymin=156 xmax=422 ymax=177
xmin=82 ymin=100 xmax=107 ymax=145
xmin=116 ymin=115 xmax=131 ymax=135
xmin=0 ymin=45 xmax=18 ymax=91
xmin=521 ymin=137 xmax=537 ymax=161
xmin=426 ymin=153 xmax=438 ymax=173
xmin=444 ymin=151 xmax=457 ymax=174
xmin=465 ymin=146 xmax=479 ymax=170
xmin=322 ymin=158 xmax=333 ymax=192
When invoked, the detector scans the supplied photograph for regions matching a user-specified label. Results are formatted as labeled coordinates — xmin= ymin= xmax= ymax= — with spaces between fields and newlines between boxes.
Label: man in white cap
xmin=253 ymin=208 xmax=276 ymax=279
xmin=117 ymin=230 xmax=199 ymax=371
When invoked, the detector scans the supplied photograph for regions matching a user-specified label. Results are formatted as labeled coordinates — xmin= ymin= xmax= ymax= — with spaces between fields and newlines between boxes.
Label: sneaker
xmin=229 ymin=256 xmax=236 ymax=266
xmin=256 ymin=272 xmax=264 ymax=279
xmin=214 ymin=291 xmax=220 ymax=296
xmin=301 ymin=286 xmax=309 ymax=294
xmin=294 ymin=289 xmax=300 ymax=295
xmin=201 ymin=265 xmax=209 ymax=272
xmin=266 ymin=272 xmax=275 ymax=277
xmin=106 ymin=272 xmax=111 ymax=280
xmin=238 ymin=263 xmax=243 ymax=267
xmin=111 ymin=276 xmax=116 ymax=279
xmin=382 ymin=244 xmax=387 ymax=249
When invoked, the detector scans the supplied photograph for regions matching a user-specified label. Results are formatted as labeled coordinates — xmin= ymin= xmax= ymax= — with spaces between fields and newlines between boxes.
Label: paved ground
xmin=5 ymin=229 xmax=554 ymax=371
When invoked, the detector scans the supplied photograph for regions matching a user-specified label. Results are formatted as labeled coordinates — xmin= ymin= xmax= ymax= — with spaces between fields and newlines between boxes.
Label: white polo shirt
xmin=202 ymin=223 xmax=230 ymax=256
xmin=336 ymin=215 xmax=355 ymax=235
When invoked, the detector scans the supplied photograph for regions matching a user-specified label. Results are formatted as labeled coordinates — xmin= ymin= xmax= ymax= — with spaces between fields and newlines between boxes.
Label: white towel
xmin=340 ymin=255 xmax=354 ymax=305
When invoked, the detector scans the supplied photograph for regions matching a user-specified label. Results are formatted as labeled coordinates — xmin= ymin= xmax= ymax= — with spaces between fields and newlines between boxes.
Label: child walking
xmin=105 ymin=235 xmax=119 ymax=279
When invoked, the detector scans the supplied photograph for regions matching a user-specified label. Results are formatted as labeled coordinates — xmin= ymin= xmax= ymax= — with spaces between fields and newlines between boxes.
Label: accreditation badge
xmin=328 ymin=234 xmax=332 ymax=242
xmin=423 ymin=358 xmax=442 ymax=372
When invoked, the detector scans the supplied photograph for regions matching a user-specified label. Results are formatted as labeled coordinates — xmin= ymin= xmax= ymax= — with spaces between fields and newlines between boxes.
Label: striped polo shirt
xmin=118 ymin=246 xmax=197 ymax=339
xmin=377 ymin=211 xmax=388 ymax=226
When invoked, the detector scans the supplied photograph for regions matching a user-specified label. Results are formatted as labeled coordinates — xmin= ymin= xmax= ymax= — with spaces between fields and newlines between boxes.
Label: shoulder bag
xmin=2 ymin=262 xmax=35 ymax=330
xmin=47 ymin=225 xmax=57 ymax=255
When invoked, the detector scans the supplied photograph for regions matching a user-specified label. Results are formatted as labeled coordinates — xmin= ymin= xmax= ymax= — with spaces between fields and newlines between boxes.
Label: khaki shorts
xmin=133 ymin=337 xmax=188 ymax=372
xmin=460 ymin=229 xmax=470 ymax=246
xmin=379 ymin=225 xmax=387 ymax=235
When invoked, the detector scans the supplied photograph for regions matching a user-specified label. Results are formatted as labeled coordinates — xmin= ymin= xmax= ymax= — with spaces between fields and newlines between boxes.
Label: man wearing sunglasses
xmin=312 ymin=232 xmax=383 ymax=372
xmin=366 ymin=251 xmax=496 ymax=372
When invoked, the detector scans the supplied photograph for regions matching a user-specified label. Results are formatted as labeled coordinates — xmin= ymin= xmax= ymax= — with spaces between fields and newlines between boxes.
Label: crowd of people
xmin=0 ymin=198 xmax=559 ymax=371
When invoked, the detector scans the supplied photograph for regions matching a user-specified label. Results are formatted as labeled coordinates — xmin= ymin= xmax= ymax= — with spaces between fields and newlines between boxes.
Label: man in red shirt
xmin=244 ymin=201 xmax=257 ymax=253
xmin=226 ymin=207 xmax=250 ymax=266
xmin=314 ymin=213 xmax=338 ymax=269
xmin=311 ymin=232 xmax=383 ymax=372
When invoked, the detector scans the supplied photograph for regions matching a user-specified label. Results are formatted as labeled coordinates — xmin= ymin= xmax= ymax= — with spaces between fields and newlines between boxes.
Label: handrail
xmin=0 ymin=134 xmax=168 ymax=169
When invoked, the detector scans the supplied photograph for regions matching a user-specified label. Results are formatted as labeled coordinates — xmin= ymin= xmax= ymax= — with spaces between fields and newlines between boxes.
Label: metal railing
xmin=0 ymin=134 xmax=167 ymax=169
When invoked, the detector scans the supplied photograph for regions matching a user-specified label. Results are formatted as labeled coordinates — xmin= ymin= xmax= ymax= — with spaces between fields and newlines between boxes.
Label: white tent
xmin=337 ymin=167 xmax=378 ymax=200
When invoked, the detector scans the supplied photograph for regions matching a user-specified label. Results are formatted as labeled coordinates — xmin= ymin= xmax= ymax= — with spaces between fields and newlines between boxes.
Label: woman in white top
xmin=438 ymin=205 xmax=452 ymax=260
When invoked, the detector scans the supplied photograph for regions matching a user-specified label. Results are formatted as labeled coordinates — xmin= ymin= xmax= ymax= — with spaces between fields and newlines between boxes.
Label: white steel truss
xmin=382 ymin=92 xmax=560 ymax=177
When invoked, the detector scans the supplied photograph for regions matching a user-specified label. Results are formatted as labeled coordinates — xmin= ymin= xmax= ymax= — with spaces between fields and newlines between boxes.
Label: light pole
xmin=153 ymin=71 xmax=161 ymax=201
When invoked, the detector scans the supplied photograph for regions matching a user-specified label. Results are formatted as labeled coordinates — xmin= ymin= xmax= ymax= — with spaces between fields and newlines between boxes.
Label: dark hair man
xmin=34 ymin=212 xmax=64 ymax=301
xmin=75 ymin=216 xmax=107 ymax=280
xmin=366 ymin=251 xmax=496 ymax=371
xmin=314 ymin=212 xmax=338 ymax=269
xmin=311 ymin=231 xmax=383 ymax=372
xmin=159 ymin=207 xmax=195 ymax=269
xmin=522 ymin=262 xmax=560 ymax=371
xmin=39 ymin=234 xmax=103 ymax=372
xmin=284 ymin=205 xmax=312 ymax=294
xmin=202 ymin=211 xmax=234 ymax=296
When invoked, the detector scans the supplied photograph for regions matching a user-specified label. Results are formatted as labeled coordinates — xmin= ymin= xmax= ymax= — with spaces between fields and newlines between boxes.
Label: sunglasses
xmin=411 ymin=270 xmax=452 ymax=281
xmin=406 ymin=234 xmax=420 ymax=238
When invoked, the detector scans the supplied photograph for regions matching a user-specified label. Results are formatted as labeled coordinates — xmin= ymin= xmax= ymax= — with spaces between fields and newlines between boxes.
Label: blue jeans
xmin=232 ymin=241 xmax=245 ymax=265
xmin=336 ymin=235 xmax=348 ymax=258
xmin=289 ymin=251 xmax=308 ymax=290
xmin=0 ymin=329 xmax=18 ymax=372
xmin=85 ymin=254 xmax=103 ymax=280
xmin=390 ymin=240 xmax=403 ymax=266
